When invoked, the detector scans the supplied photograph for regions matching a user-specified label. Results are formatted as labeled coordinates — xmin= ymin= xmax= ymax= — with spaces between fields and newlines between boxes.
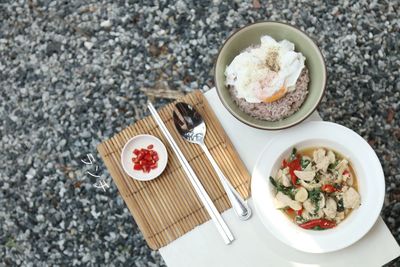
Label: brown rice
xmin=229 ymin=67 xmax=310 ymax=121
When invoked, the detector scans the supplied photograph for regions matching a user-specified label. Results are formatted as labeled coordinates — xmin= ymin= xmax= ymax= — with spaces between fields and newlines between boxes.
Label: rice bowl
xmin=214 ymin=21 xmax=327 ymax=130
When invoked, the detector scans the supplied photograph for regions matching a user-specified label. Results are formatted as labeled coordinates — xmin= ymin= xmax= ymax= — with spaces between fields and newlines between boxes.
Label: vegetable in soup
xmin=269 ymin=147 xmax=361 ymax=230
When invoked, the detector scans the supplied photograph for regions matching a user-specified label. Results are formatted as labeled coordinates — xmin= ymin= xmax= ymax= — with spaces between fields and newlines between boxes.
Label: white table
xmin=159 ymin=88 xmax=400 ymax=267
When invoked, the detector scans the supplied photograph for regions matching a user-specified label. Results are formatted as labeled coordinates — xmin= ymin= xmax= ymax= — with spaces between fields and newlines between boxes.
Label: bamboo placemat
xmin=97 ymin=91 xmax=251 ymax=250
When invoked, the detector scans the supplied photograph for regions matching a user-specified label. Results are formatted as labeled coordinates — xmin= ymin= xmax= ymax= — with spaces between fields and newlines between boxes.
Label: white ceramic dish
xmin=121 ymin=134 xmax=168 ymax=181
xmin=251 ymin=121 xmax=385 ymax=253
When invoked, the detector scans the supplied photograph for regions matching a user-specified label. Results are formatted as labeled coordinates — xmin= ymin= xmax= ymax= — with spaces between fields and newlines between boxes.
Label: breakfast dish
xmin=225 ymin=35 xmax=309 ymax=121
xmin=270 ymin=147 xmax=361 ymax=230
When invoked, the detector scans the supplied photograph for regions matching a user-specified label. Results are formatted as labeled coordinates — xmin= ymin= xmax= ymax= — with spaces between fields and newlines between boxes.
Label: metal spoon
xmin=173 ymin=102 xmax=252 ymax=220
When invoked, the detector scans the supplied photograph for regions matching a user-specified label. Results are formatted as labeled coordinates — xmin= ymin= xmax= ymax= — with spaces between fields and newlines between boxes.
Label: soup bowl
xmin=251 ymin=121 xmax=385 ymax=253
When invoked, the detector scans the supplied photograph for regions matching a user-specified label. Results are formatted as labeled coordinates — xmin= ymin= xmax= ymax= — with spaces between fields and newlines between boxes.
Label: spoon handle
xmin=199 ymin=142 xmax=252 ymax=220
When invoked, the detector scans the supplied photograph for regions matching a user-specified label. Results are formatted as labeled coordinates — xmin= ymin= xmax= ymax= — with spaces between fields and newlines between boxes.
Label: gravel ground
xmin=0 ymin=0 xmax=399 ymax=266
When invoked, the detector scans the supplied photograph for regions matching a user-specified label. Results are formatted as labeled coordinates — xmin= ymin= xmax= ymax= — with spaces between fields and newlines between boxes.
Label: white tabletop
xmin=159 ymin=88 xmax=400 ymax=267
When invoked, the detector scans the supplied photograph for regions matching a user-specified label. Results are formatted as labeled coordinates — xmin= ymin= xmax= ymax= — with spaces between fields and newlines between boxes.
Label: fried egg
xmin=225 ymin=35 xmax=305 ymax=103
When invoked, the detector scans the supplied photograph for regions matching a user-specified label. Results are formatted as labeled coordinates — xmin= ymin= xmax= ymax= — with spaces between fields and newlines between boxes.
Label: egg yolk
xmin=262 ymin=86 xmax=287 ymax=103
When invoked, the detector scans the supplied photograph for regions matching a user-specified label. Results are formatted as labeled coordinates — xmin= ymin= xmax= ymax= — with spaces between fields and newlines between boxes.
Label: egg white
xmin=225 ymin=35 xmax=305 ymax=103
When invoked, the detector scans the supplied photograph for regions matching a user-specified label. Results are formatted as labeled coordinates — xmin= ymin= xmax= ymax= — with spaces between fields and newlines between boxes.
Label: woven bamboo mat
xmin=97 ymin=91 xmax=251 ymax=250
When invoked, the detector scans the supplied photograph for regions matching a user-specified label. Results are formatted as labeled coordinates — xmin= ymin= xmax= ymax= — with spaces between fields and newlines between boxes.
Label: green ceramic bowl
xmin=215 ymin=21 xmax=327 ymax=130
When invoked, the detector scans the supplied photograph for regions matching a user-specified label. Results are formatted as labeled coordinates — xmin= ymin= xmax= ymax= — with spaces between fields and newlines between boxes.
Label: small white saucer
xmin=121 ymin=134 xmax=168 ymax=181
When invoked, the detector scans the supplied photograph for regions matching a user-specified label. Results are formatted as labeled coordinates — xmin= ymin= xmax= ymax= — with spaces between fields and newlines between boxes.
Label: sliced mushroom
xmin=299 ymin=179 xmax=322 ymax=190
xmin=276 ymin=169 xmax=283 ymax=179
xmin=282 ymin=167 xmax=289 ymax=175
xmin=326 ymin=197 xmax=337 ymax=210
xmin=303 ymin=193 xmax=325 ymax=216
xmin=275 ymin=192 xmax=302 ymax=211
xmin=327 ymin=150 xmax=336 ymax=164
xmin=294 ymin=170 xmax=316 ymax=182
xmin=275 ymin=169 xmax=291 ymax=187
xmin=323 ymin=198 xmax=337 ymax=219
xmin=304 ymin=163 xmax=313 ymax=171
xmin=274 ymin=192 xmax=292 ymax=209
xmin=303 ymin=199 xmax=316 ymax=213
xmin=343 ymin=187 xmax=361 ymax=209
xmin=318 ymin=159 xmax=330 ymax=172
xmin=281 ymin=172 xmax=292 ymax=187
xmin=289 ymin=201 xmax=302 ymax=211
xmin=313 ymin=148 xmax=326 ymax=162
xmin=335 ymin=159 xmax=349 ymax=175
xmin=295 ymin=187 xmax=308 ymax=202
xmin=313 ymin=148 xmax=330 ymax=172
xmin=342 ymin=172 xmax=353 ymax=186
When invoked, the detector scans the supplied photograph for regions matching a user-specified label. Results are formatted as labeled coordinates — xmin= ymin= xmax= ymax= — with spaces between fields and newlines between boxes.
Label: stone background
xmin=0 ymin=0 xmax=399 ymax=266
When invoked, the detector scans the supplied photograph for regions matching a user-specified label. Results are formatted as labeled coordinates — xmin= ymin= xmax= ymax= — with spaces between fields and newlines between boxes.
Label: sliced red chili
xmin=321 ymin=184 xmax=337 ymax=193
xmin=282 ymin=159 xmax=288 ymax=168
xmin=288 ymin=158 xmax=301 ymax=170
xmin=132 ymin=146 xmax=160 ymax=173
xmin=299 ymin=219 xmax=336 ymax=229
xmin=137 ymin=153 xmax=144 ymax=160
xmin=297 ymin=209 xmax=303 ymax=216
xmin=287 ymin=158 xmax=301 ymax=186
xmin=150 ymin=163 xmax=158 ymax=169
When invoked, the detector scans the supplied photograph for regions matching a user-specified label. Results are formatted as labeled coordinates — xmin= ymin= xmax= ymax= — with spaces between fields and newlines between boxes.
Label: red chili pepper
xmin=299 ymin=219 xmax=336 ymax=229
xmin=150 ymin=163 xmax=158 ymax=169
xmin=287 ymin=158 xmax=301 ymax=186
xmin=282 ymin=159 xmax=288 ymax=168
xmin=137 ymin=152 xmax=144 ymax=160
xmin=321 ymin=184 xmax=337 ymax=193
xmin=297 ymin=209 xmax=303 ymax=216
xmin=343 ymin=170 xmax=350 ymax=175
xmin=143 ymin=165 xmax=150 ymax=173
xmin=288 ymin=158 xmax=301 ymax=170
xmin=132 ymin=146 xmax=160 ymax=173
xmin=290 ymin=173 xmax=297 ymax=186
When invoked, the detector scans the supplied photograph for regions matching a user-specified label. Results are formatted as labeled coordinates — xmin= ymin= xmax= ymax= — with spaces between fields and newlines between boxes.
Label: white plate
xmin=251 ymin=121 xmax=385 ymax=253
xmin=121 ymin=134 xmax=168 ymax=181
